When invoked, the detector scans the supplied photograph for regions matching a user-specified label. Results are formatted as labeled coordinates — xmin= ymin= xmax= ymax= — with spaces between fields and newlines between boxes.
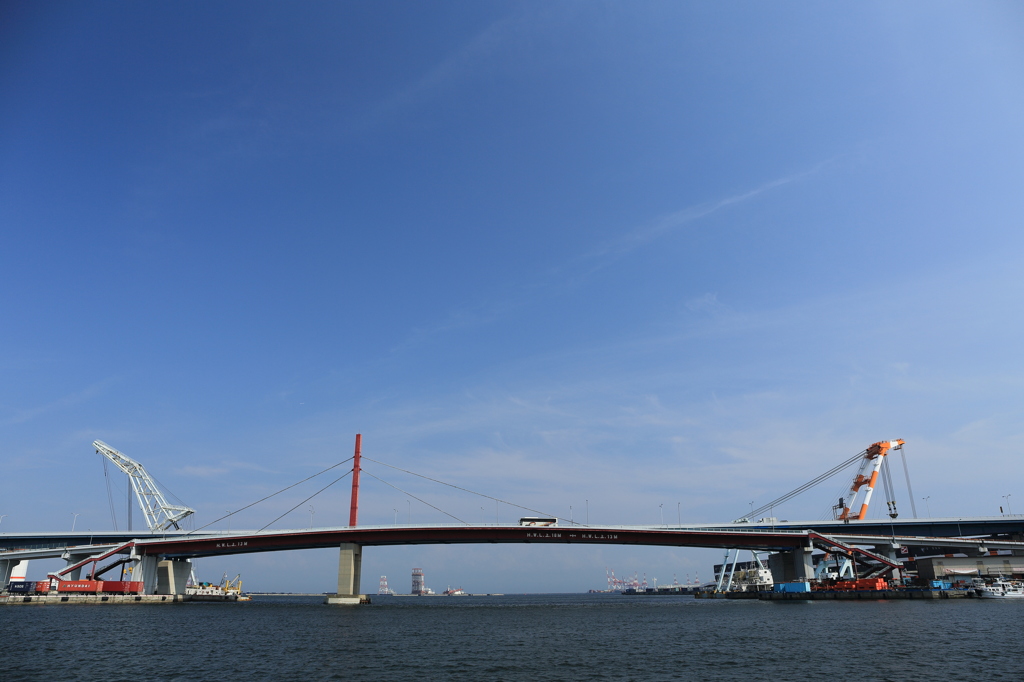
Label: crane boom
xmin=837 ymin=439 xmax=905 ymax=521
xmin=92 ymin=440 xmax=195 ymax=531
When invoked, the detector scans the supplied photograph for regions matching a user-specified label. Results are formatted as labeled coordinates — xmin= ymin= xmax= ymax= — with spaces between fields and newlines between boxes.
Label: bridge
xmin=3 ymin=436 xmax=1024 ymax=602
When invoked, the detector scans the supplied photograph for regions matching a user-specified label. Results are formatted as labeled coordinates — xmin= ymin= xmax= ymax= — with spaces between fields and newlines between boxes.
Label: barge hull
xmin=696 ymin=589 xmax=972 ymax=600
xmin=1 ymin=594 xmax=237 ymax=605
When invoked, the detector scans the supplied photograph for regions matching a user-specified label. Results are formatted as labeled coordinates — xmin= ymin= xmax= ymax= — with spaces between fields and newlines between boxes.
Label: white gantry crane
xmin=93 ymin=440 xmax=195 ymax=531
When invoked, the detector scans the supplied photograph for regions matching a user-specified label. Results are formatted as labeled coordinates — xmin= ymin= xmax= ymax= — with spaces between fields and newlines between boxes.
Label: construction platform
xmin=696 ymin=589 xmax=972 ymax=600
xmin=0 ymin=593 xmax=192 ymax=605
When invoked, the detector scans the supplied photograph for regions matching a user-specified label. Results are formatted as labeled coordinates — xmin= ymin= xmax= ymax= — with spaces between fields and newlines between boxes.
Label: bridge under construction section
xmin=3 ymin=436 xmax=1023 ymax=603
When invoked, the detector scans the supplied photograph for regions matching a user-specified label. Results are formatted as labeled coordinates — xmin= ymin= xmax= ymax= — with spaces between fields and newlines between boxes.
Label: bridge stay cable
xmin=188 ymin=455 xmax=354 ymax=534
xmin=256 ymin=471 xmax=352 ymax=533
xmin=362 ymin=456 xmax=562 ymax=524
xmin=819 ymin=476 xmax=855 ymax=521
xmin=360 ymin=469 xmax=467 ymax=524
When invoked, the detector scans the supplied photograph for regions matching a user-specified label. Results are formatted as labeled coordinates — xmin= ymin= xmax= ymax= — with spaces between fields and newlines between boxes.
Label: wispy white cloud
xmin=175 ymin=459 xmax=282 ymax=480
xmin=286 ymin=254 xmax=1024 ymax=523
xmin=376 ymin=15 xmax=520 ymax=114
xmin=1 ymin=378 xmax=117 ymax=426
xmin=388 ymin=161 xmax=831 ymax=353
xmin=179 ymin=465 xmax=230 ymax=478
xmin=573 ymin=162 xmax=832 ymax=271
xmin=370 ymin=2 xmax=582 ymax=117
xmin=684 ymin=293 xmax=730 ymax=317
xmin=389 ymin=301 xmax=524 ymax=355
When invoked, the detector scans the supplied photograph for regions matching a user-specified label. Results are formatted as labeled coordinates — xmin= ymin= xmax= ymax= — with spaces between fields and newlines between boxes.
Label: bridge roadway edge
xmin=130 ymin=525 xmax=814 ymax=560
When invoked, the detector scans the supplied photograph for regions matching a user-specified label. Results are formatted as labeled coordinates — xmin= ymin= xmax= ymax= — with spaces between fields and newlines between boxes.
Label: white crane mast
xmin=92 ymin=440 xmax=195 ymax=531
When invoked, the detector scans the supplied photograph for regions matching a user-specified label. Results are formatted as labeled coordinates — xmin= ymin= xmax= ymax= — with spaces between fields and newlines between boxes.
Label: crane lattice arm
xmin=837 ymin=439 xmax=905 ymax=521
xmin=93 ymin=440 xmax=195 ymax=531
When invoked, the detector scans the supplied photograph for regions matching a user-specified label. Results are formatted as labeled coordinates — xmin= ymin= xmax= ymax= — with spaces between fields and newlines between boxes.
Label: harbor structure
xmin=4 ymin=435 xmax=1024 ymax=604
xmin=410 ymin=568 xmax=434 ymax=595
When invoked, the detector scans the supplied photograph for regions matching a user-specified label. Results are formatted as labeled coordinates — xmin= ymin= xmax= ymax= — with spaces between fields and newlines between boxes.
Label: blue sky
xmin=3 ymin=1 xmax=1024 ymax=592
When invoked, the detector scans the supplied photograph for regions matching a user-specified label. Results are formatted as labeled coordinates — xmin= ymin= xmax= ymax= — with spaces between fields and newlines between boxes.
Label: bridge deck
xmin=4 ymin=520 xmax=1023 ymax=562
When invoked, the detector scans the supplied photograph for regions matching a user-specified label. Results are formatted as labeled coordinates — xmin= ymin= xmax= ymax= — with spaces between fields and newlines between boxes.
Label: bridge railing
xmin=190 ymin=522 xmax=818 ymax=535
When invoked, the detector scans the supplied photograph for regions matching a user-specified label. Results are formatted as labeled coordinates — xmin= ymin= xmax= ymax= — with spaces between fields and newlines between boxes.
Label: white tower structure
xmin=412 ymin=567 xmax=425 ymax=595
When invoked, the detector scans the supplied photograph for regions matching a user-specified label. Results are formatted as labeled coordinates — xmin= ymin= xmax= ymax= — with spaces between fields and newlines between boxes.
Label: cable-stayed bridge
xmin=2 ymin=436 xmax=1023 ymax=603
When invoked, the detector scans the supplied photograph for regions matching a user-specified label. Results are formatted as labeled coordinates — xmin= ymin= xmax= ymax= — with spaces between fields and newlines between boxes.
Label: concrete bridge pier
xmin=325 ymin=542 xmax=366 ymax=605
xmin=63 ymin=553 xmax=93 ymax=580
xmin=0 ymin=559 xmax=16 ymax=585
xmin=325 ymin=436 xmax=369 ymax=605
xmin=873 ymin=544 xmax=902 ymax=581
xmin=157 ymin=559 xmax=191 ymax=595
xmin=794 ymin=543 xmax=815 ymax=581
xmin=135 ymin=555 xmax=160 ymax=594
xmin=768 ymin=544 xmax=815 ymax=584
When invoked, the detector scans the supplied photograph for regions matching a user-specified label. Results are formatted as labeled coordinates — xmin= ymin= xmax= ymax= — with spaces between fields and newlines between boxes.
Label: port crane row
xmin=2 ymin=437 xmax=1023 ymax=602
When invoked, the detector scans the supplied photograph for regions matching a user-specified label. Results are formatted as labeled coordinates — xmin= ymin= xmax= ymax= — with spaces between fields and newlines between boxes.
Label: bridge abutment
xmin=325 ymin=542 xmax=367 ymax=605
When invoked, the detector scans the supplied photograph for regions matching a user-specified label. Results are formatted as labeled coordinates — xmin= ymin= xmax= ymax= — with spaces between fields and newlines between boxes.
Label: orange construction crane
xmin=837 ymin=440 xmax=905 ymax=521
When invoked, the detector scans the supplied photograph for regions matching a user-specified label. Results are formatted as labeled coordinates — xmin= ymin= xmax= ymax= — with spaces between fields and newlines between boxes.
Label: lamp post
xmin=1003 ymin=495 xmax=1012 ymax=515
xmin=393 ymin=508 xmax=398 ymax=526
xmin=677 ymin=502 xmax=681 ymax=526
xmin=586 ymin=499 xmax=589 ymax=526
xmin=71 ymin=513 xmax=80 ymax=531
xmin=922 ymin=496 xmax=932 ymax=517
xmin=407 ymin=499 xmax=411 ymax=524
xmin=570 ymin=505 xmax=573 ymax=525
xmin=309 ymin=505 xmax=315 ymax=530
xmin=659 ymin=503 xmax=664 ymax=526
xmin=0 ymin=514 xmax=7 ymax=527
xmin=226 ymin=511 xmax=231 ymax=532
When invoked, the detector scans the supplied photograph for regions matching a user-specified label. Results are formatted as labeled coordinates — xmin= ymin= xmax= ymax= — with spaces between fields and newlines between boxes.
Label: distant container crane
xmin=604 ymin=568 xmax=643 ymax=592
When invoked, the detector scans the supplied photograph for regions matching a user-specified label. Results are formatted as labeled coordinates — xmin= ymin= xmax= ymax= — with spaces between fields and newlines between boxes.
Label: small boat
xmin=974 ymin=578 xmax=1024 ymax=599
xmin=442 ymin=586 xmax=467 ymax=596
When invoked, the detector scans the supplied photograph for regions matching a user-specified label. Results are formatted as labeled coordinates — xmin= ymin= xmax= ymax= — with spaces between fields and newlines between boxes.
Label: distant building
xmin=411 ymin=567 xmax=434 ymax=595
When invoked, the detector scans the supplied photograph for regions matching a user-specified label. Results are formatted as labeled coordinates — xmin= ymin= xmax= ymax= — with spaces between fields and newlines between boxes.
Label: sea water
xmin=2 ymin=593 xmax=1022 ymax=680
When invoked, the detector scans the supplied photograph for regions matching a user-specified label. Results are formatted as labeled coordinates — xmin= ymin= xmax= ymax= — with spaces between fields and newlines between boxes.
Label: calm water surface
xmin=2 ymin=593 xmax=1022 ymax=680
